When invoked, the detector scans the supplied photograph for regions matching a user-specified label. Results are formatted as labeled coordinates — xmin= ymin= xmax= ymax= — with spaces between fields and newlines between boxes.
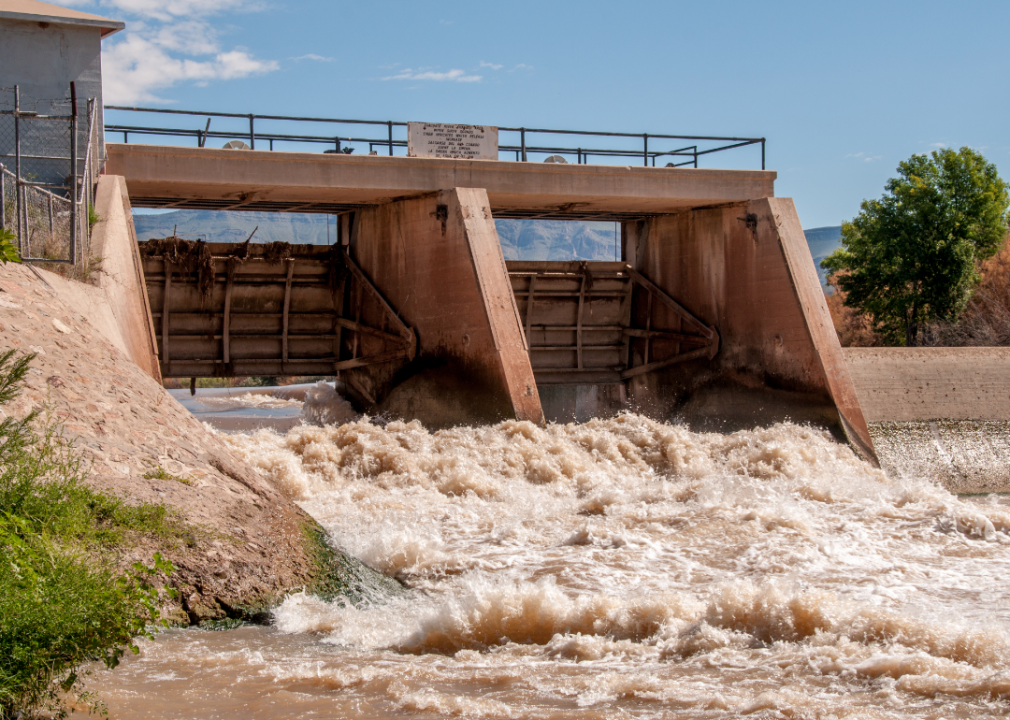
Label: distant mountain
xmin=132 ymin=210 xmax=621 ymax=261
xmin=496 ymin=219 xmax=620 ymax=261
xmin=132 ymin=210 xmax=840 ymax=283
xmin=132 ymin=210 xmax=336 ymax=245
xmin=804 ymin=226 xmax=842 ymax=288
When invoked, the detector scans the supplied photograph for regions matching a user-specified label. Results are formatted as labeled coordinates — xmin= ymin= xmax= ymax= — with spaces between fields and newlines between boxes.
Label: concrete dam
xmin=102 ymin=141 xmax=876 ymax=463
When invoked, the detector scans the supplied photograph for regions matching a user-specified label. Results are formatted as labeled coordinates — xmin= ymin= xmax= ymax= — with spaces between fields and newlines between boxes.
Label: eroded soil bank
xmin=0 ymin=262 xmax=324 ymax=623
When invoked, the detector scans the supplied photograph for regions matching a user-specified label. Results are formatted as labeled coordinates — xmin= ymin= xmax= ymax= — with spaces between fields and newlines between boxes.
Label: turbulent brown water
xmin=81 ymin=410 xmax=1010 ymax=719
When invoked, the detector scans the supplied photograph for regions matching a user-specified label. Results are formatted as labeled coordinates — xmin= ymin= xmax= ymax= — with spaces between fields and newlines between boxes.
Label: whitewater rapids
xmin=85 ymin=414 xmax=1010 ymax=718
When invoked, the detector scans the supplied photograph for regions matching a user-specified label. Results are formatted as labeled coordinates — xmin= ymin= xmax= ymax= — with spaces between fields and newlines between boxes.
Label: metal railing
xmin=0 ymin=84 xmax=99 ymax=264
xmin=105 ymin=106 xmax=766 ymax=170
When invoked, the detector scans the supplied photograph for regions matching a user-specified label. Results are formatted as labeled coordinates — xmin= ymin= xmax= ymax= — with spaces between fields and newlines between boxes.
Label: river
xmin=79 ymin=388 xmax=1010 ymax=718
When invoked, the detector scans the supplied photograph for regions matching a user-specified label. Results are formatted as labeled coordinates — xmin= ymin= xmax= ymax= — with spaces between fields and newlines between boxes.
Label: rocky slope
xmin=0 ymin=262 xmax=324 ymax=624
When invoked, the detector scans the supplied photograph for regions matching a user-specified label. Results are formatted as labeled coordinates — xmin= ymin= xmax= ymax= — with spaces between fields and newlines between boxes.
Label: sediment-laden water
xmin=81 ymin=403 xmax=1010 ymax=718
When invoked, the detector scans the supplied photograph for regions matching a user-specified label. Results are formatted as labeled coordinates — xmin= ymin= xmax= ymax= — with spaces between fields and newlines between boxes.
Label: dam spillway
xmin=110 ymin=143 xmax=874 ymax=460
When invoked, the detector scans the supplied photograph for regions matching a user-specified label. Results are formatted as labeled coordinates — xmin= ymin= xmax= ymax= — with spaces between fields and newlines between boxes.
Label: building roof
xmin=0 ymin=0 xmax=124 ymax=37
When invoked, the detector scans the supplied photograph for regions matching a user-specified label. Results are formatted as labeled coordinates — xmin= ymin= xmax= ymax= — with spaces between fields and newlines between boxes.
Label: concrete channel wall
xmin=843 ymin=347 xmax=1010 ymax=422
xmin=844 ymin=347 xmax=1010 ymax=493
xmin=23 ymin=175 xmax=160 ymax=380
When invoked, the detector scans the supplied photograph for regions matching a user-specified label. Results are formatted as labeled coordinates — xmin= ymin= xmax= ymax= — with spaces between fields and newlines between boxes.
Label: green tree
xmin=822 ymin=147 xmax=1010 ymax=346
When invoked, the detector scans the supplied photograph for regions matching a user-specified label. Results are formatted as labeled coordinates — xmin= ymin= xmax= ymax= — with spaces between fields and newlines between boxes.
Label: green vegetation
xmin=142 ymin=465 xmax=193 ymax=486
xmin=0 ymin=350 xmax=182 ymax=719
xmin=87 ymin=204 xmax=102 ymax=232
xmin=302 ymin=522 xmax=405 ymax=605
xmin=823 ymin=147 xmax=1010 ymax=346
xmin=0 ymin=228 xmax=20 ymax=265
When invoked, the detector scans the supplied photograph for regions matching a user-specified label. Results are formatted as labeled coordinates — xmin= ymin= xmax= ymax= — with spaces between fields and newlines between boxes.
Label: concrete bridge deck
xmin=105 ymin=143 xmax=776 ymax=220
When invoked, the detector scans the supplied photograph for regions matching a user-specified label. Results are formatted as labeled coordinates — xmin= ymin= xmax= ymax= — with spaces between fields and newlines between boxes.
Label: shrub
xmin=0 ymin=350 xmax=178 ymax=718
xmin=0 ymin=228 xmax=20 ymax=265
xmin=921 ymin=235 xmax=1010 ymax=346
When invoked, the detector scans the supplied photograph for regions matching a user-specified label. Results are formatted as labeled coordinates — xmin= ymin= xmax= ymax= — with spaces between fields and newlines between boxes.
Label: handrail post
xmin=387 ymin=121 xmax=393 ymax=156
xmin=248 ymin=114 xmax=255 ymax=149
xmin=520 ymin=128 xmax=526 ymax=162
xmin=761 ymin=139 xmax=766 ymax=170
xmin=643 ymin=133 xmax=648 ymax=167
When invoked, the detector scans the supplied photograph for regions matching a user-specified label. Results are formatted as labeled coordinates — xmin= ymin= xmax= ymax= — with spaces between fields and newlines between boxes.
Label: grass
xmin=0 ymin=350 xmax=182 ymax=719
xmin=142 ymin=465 xmax=193 ymax=486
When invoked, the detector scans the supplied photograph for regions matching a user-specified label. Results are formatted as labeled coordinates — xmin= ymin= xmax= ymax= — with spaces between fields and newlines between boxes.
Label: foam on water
xmin=83 ymin=414 xmax=1010 ymax=718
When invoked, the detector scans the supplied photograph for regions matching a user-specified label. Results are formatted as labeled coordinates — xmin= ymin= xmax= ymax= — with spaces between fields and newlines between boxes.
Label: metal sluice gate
xmin=140 ymin=242 xmax=719 ymax=393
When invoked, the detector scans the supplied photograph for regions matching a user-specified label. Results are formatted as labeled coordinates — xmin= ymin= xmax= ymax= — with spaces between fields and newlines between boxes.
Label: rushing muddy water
xmin=80 ymin=394 xmax=1010 ymax=718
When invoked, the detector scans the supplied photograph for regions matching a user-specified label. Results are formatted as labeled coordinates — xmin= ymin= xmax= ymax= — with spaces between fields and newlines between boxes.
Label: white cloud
xmin=382 ymin=68 xmax=482 ymax=83
xmin=57 ymin=0 xmax=266 ymax=22
xmin=480 ymin=61 xmax=503 ymax=70
xmin=510 ymin=63 xmax=533 ymax=72
xmin=103 ymin=35 xmax=277 ymax=103
xmin=292 ymin=54 xmax=334 ymax=62
xmin=49 ymin=0 xmax=278 ymax=103
xmin=930 ymin=142 xmax=947 ymax=148
xmin=845 ymin=151 xmax=881 ymax=162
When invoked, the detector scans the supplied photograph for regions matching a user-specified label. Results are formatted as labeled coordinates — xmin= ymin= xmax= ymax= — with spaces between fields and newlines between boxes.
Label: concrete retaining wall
xmin=89 ymin=174 xmax=161 ymax=380
xmin=843 ymin=347 xmax=1010 ymax=422
xmin=844 ymin=347 xmax=1010 ymax=493
xmin=22 ymin=175 xmax=160 ymax=381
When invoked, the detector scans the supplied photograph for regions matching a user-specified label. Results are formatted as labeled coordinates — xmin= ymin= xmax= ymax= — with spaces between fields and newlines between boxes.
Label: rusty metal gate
xmin=507 ymin=261 xmax=718 ymax=385
xmin=140 ymin=240 xmax=415 ymax=383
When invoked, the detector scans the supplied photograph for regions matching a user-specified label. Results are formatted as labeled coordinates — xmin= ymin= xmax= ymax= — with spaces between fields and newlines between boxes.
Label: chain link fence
xmin=0 ymin=85 xmax=98 ymax=266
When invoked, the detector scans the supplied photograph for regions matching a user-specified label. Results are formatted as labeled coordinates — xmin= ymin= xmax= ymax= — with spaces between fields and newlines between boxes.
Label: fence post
xmin=70 ymin=82 xmax=78 ymax=265
xmin=248 ymin=114 xmax=255 ymax=150
xmin=14 ymin=86 xmax=23 ymax=256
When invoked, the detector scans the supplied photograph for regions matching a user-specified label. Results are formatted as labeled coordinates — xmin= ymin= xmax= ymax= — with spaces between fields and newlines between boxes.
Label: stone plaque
xmin=407 ymin=122 xmax=498 ymax=160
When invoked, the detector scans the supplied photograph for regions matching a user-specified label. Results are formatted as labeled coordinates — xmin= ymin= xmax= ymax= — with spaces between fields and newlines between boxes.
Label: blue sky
xmin=57 ymin=0 xmax=1010 ymax=228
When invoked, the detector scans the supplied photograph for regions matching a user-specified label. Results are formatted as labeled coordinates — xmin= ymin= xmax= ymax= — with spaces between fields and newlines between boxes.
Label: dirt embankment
xmin=0 ymin=262 xmax=321 ymax=624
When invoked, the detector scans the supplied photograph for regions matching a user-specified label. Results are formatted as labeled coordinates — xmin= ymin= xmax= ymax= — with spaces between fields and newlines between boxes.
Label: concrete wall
xmin=0 ymin=19 xmax=107 ymax=174
xmin=624 ymin=197 xmax=876 ymax=462
xmin=89 ymin=175 xmax=160 ymax=379
xmin=843 ymin=348 xmax=1010 ymax=493
xmin=30 ymin=175 xmax=160 ymax=380
xmin=351 ymin=188 xmax=543 ymax=426
xmin=844 ymin=347 xmax=1010 ymax=422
